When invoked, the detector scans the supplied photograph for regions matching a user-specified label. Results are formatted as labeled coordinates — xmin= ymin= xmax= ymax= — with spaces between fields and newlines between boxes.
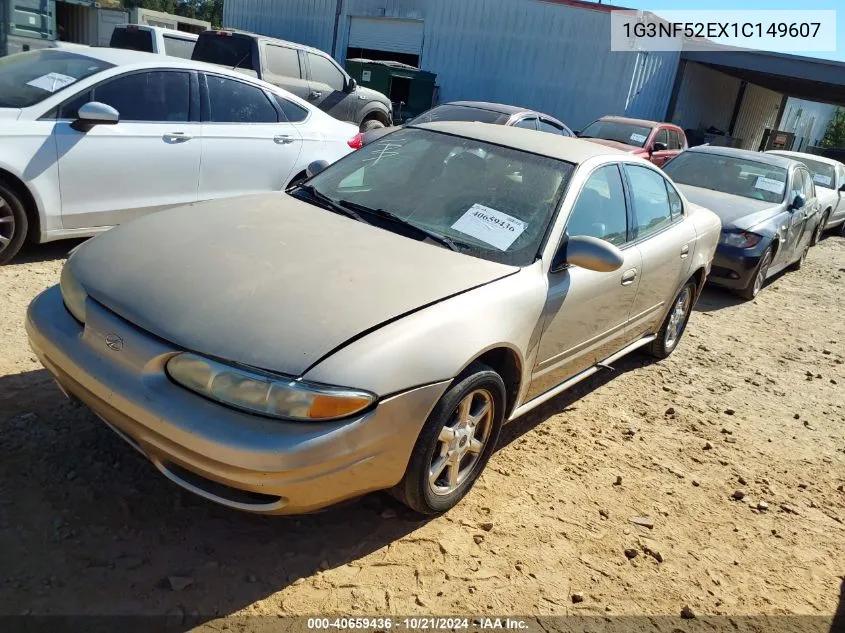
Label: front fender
xmin=302 ymin=265 xmax=548 ymax=398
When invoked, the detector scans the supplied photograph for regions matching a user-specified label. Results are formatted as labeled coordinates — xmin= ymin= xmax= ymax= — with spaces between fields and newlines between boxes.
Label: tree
xmin=821 ymin=107 xmax=845 ymax=149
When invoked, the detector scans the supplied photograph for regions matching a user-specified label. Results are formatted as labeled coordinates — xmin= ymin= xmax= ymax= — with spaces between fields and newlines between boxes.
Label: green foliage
xmin=821 ymin=107 xmax=845 ymax=149
xmin=123 ymin=0 xmax=224 ymax=28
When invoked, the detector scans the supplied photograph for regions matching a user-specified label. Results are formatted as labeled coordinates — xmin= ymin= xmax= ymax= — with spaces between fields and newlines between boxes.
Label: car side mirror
xmin=306 ymin=159 xmax=330 ymax=179
xmin=71 ymin=102 xmax=119 ymax=132
xmin=551 ymin=235 xmax=625 ymax=273
xmin=345 ymin=77 xmax=357 ymax=93
xmin=652 ymin=141 xmax=668 ymax=153
xmin=839 ymin=184 xmax=845 ymax=192
xmin=790 ymin=194 xmax=806 ymax=210
xmin=572 ymin=130 xmax=581 ymax=136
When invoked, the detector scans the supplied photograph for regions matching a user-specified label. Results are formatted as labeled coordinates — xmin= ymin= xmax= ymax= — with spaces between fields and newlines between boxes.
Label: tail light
xmin=347 ymin=133 xmax=364 ymax=150
xmin=216 ymin=31 xmax=233 ymax=37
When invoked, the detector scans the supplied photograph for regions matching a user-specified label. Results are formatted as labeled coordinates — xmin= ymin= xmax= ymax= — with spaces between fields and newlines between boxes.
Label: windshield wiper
xmin=292 ymin=185 xmax=365 ymax=222
xmin=336 ymin=199 xmax=466 ymax=252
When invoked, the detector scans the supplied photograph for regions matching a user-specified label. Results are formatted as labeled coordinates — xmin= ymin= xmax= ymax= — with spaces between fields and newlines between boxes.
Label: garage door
xmin=348 ymin=17 xmax=423 ymax=55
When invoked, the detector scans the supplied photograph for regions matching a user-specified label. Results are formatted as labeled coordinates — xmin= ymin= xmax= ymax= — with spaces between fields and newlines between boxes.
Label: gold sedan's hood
xmin=70 ymin=193 xmax=517 ymax=376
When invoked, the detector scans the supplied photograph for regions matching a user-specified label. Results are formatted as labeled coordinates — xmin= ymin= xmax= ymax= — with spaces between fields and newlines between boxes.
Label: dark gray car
xmin=191 ymin=30 xmax=392 ymax=132
xmin=352 ymin=101 xmax=574 ymax=148
xmin=663 ymin=146 xmax=820 ymax=300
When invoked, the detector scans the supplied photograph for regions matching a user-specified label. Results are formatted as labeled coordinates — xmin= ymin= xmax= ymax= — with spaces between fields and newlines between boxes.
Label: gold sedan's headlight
xmin=60 ymin=260 xmax=87 ymax=323
xmin=166 ymin=353 xmax=376 ymax=421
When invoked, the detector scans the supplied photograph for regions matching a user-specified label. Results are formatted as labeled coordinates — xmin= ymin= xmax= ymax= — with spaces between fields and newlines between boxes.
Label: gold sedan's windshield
xmin=300 ymin=128 xmax=575 ymax=266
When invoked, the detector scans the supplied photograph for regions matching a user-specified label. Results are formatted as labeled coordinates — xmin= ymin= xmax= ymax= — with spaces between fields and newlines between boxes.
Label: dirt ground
xmin=1 ymin=236 xmax=844 ymax=627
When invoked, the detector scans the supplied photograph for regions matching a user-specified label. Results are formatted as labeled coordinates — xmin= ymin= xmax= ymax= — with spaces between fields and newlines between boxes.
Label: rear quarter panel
xmin=687 ymin=202 xmax=721 ymax=279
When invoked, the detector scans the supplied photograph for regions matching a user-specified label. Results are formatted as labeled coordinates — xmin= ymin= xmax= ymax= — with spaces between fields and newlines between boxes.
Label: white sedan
xmin=767 ymin=150 xmax=845 ymax=242
xmin=0 ymin=47 xmax=358 ymax=263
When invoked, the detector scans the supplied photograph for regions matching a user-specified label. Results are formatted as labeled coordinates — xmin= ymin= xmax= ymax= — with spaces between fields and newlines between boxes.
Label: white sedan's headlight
xmin=60 ymin=261 xmax=87 ymax=323
xmin=166 ymin=353 xmax=376 ymax=421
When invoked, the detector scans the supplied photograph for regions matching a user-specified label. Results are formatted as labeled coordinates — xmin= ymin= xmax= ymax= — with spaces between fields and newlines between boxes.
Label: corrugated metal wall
xmin=670 ymin=62 xmax=740 ymax=134
xmin=732 ymin=82 xmax=781 ymax=151
xmin=223 ymin=0 xmax=338 ymax=51
xmin=223 ymin=0 xmax=680 ymax=129
xmin=60 ymin=3 xmax=96 ymax=46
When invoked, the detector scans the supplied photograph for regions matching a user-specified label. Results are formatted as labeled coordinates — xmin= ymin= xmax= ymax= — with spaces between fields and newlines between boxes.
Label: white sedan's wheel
xmin=0 ymin=183 xmax=28 ymax=265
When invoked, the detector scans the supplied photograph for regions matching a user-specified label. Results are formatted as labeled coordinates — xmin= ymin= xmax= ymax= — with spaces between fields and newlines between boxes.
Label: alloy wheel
xmin=814 ymin=215 xmax=827 ymax=245
xmin=429 ymin=389 xmax=494 ymax=496
xmin=664 ymin=285 xmax=693 ymax=351
xmin=0 ymin=196 xmax=14 ymax=256
xmin=753 ymin=250 xmax=772 ymax=297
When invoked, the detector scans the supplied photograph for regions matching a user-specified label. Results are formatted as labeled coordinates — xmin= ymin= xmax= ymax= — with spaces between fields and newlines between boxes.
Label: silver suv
xmin=191 ymin=29 xmax=392 ymax=132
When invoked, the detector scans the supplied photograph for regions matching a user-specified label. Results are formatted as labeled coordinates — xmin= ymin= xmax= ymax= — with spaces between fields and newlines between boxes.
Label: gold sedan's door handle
xmin=621 ymin=269 xmax=637 ymax=286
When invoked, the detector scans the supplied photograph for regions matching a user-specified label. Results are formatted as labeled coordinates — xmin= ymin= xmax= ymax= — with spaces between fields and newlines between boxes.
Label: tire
xmin=0 ymin=182 xmax=28 ymax=266
xmin=789 ymin=241 xmax=809 ymax=271
xmin=812 ymin=211 xmax=829 ymax=246
xmin=360 ymin=118 xmax=385 ymax=132
xmin=392 ymin=362 xmax=505 ymax=515
xmin=735 ymin=245 xmax=773 ymax=300
xmin=647 ymin=281 xmax=696 ymax=359
xmin=838 ymin=220 xmax=845 ymax=238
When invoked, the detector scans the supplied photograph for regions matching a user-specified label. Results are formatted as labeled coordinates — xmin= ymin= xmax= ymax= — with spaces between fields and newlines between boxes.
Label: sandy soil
xmin=1 ymin=236 xmax=844 ymax=627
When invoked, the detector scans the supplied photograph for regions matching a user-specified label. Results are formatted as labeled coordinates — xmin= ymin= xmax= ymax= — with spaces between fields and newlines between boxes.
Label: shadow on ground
xmin=14 ymin=239 xmax=87 ymax=265
xmin=0 ymin=350 xmax=657 ymax=625
xmin=693 ymin=287 xmax=745 ymax=313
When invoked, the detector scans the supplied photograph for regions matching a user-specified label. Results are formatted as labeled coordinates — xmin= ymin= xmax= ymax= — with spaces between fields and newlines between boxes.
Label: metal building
xmin=223 ymin=0 xmax=845 ymax=152
xmin=222 ymin=0 xmax=681 ymax=130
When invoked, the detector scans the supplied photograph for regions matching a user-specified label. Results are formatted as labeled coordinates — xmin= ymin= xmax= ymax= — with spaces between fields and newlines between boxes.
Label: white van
xmin=109 ymin=25 xmax=198 ymax=59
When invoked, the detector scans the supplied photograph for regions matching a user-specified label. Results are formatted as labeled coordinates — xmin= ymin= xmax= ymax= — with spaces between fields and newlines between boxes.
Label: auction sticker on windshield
xmin=26 ymin=72 xmax=77 ymax=92
xmin=452 ymin=204 xmax=527 ymax=251
xmin=754 ymin=176 xmax=785 ymax=195
xmin=813 ymin=174 xmax=832 ymax=187
xmin=630 ymin=133 xmax=648 ymax=144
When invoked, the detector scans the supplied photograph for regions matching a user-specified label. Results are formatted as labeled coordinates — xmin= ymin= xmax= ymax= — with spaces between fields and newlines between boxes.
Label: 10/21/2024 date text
xmin=307 ymin=617 xmax=531 ymax=630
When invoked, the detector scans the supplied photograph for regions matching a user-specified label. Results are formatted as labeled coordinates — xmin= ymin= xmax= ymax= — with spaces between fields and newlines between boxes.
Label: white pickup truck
xmin=109 ymin=25 xmax=199 ymax=59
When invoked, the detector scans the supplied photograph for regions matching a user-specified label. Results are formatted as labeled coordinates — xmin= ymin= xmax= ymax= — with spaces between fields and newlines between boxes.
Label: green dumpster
xmin=346 ymin=58 xmax=437 ymax=123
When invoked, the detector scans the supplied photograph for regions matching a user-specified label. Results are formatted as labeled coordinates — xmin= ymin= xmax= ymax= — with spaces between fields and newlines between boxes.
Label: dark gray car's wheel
xmin=0 ymin=182 xmax=28 ymax=265
xmin=392 ymin=362 xmax=505 ymax=515
xmin=812 ymin=210 xmax=829 ymax=246
xmin=736 ymin=245 xmax=773 ymax=300
xmin=789 ymin=241 xmax=810 ymax=271
xmin=360 ymin=118 xmax=385 ymax=132
xmin=647 ymin=281 xmax=695 ymax=359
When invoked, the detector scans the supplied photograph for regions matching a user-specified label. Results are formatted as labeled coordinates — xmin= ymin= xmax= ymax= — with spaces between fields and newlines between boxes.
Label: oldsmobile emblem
xmin=104 ymin=333 xmax=124 ymax=352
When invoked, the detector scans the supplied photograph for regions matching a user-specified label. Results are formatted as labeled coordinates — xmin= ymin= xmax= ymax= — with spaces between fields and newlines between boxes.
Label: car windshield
xmin=792 ymin=157 xmax=836 ymax=189
xmin=664 ymin=152 xmax=788 ymax=204
xmin=0 ymin=50 xmax=114 ymax=108
xmin=579 ymin=120 xmax=652 ymax=147
xmin=409 ymin=104 xmax=509 ymax=126
xmin=298 ymin=128 xmax=575 ymax=266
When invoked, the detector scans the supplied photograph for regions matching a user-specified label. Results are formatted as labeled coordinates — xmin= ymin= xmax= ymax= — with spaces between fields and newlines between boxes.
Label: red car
xmin=577 ymin=116 xmax=688 ymax=167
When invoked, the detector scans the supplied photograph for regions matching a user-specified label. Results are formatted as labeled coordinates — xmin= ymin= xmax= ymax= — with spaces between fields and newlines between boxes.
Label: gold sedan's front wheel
xmin=393 ymin=362 xmax=505 ymax=515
